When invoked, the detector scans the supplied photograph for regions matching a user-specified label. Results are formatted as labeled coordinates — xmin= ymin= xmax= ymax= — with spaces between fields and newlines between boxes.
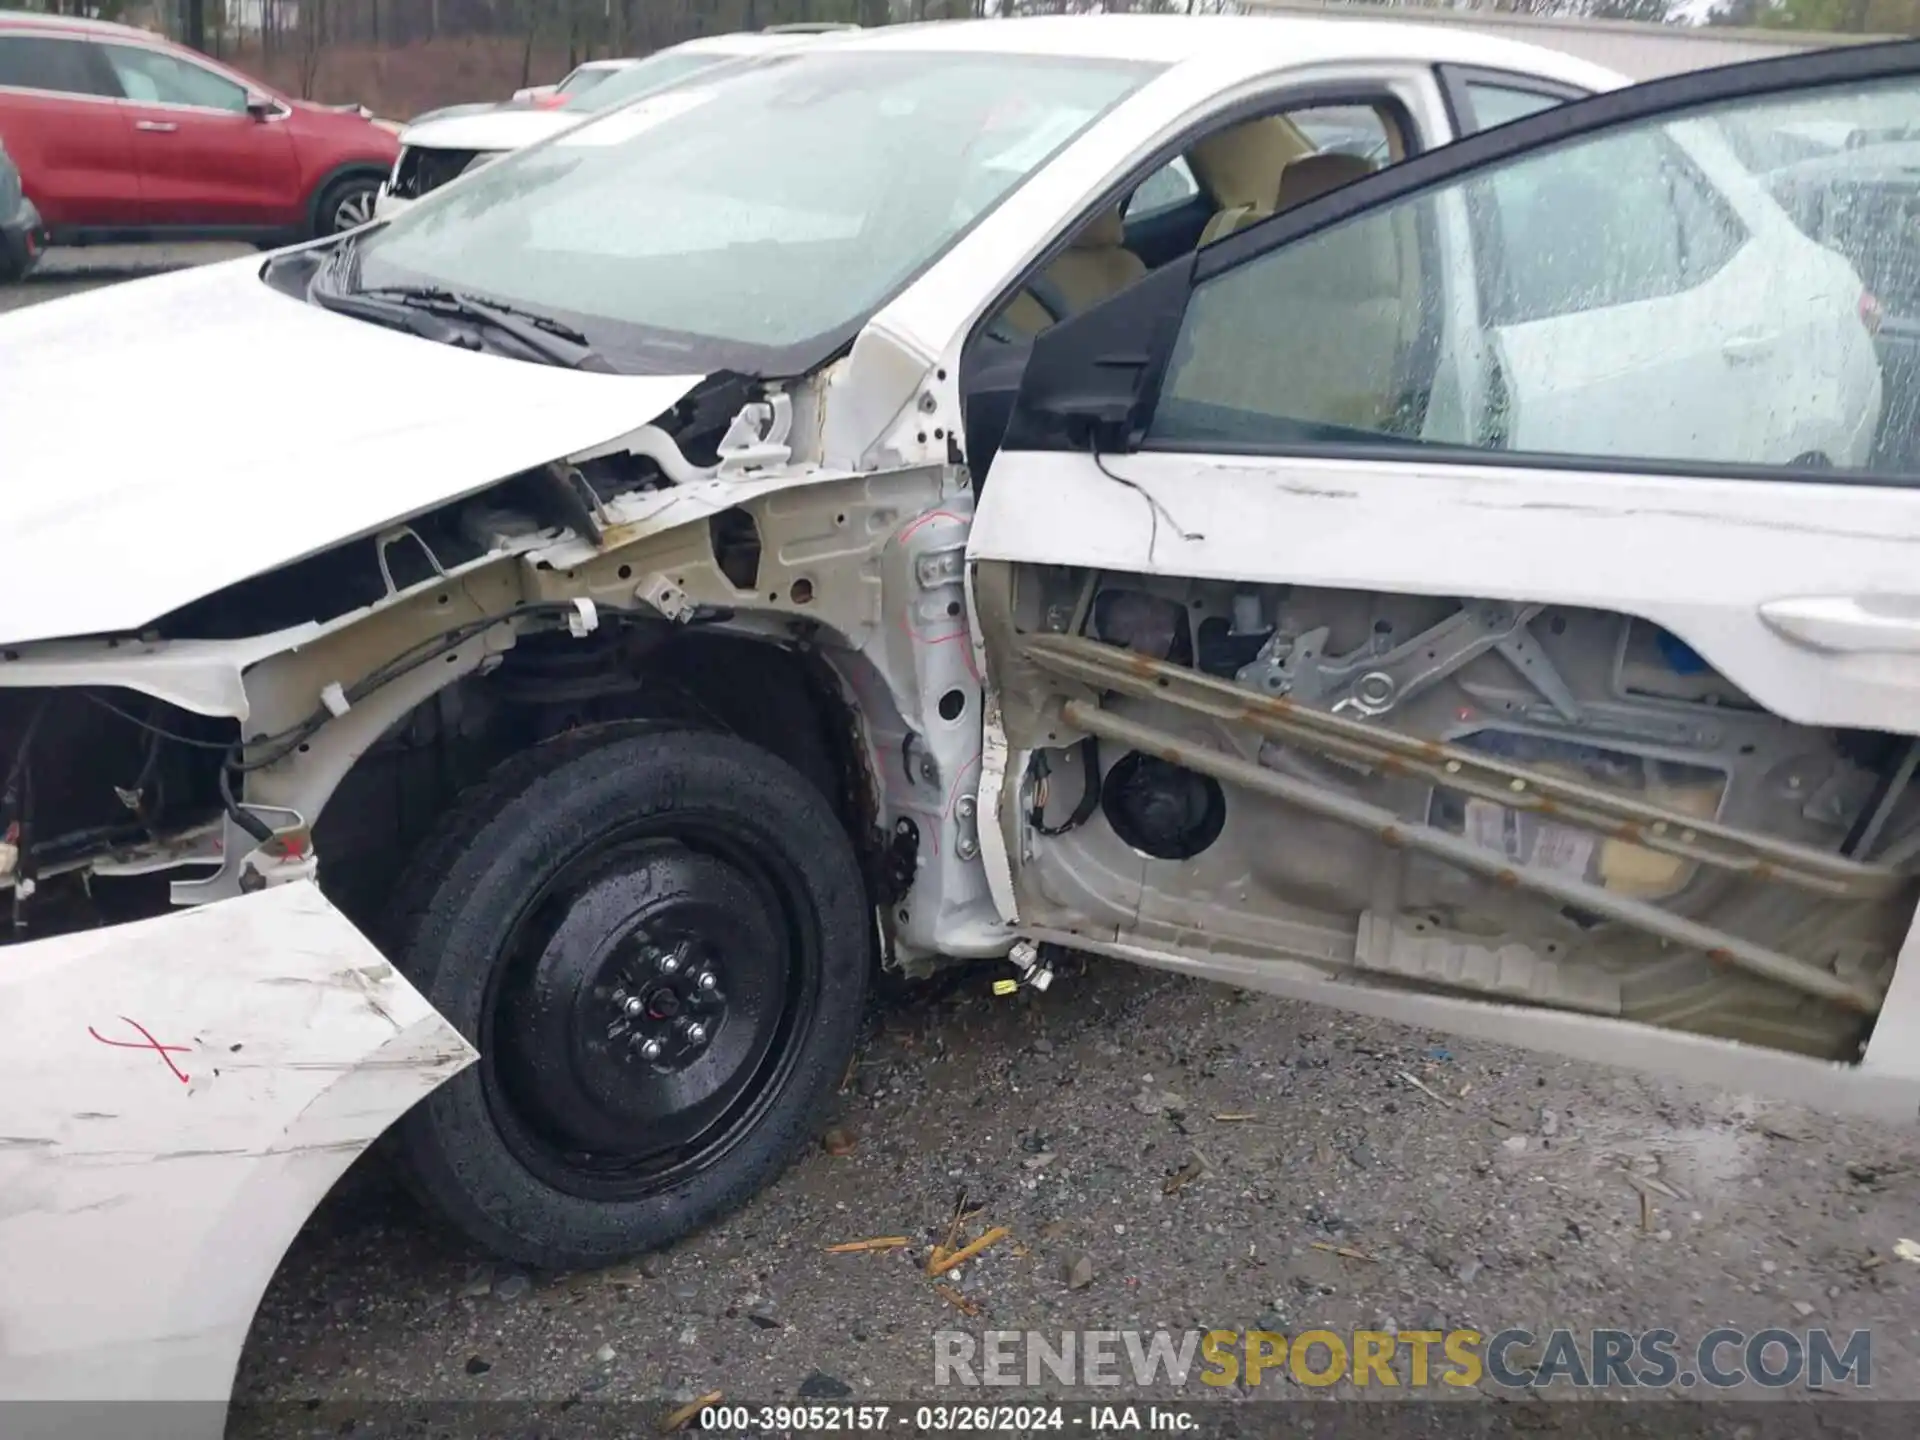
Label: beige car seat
xmin=1191 ymin=115 xmax=1314 ymax=246
xmin=1273 ymin=151 xmax=1376 ymax=211
xmin=999 ymin=205 xmax=1147 ymax=335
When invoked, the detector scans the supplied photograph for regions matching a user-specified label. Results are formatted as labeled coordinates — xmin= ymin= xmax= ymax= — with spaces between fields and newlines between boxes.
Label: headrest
xmin=1276 ymin=151 xmax=1376 ymax=212
xmin=1189 ymin=116 xmax=1310 ymax=212
xmin=1073 ymin=206 xmax=1127 ymax=250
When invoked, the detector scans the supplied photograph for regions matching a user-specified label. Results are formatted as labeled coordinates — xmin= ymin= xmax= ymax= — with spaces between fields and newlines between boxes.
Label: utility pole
xmin=186 ymin=0 xmax=206 ymax=52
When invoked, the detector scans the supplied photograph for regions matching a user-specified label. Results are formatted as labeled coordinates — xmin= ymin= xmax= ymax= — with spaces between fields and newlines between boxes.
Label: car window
xmin=1124 ymin=157 xmax=1199 ymax=221
xmin=0 ymin=34 xmax=115 ymax=97
xmin=1479 ymin=128 xmax=1742 ymax=325
xmin=103 ymin=44 xmax=247 ymax=112
xmin=1149 ymin=73 xmax=1913 ymax=480
xmin=358 ymin=50 xmax=1160 ymax=371
xmin=1290 ymin=104 xmax=1393 ymax=162
xmin=555 ymin=67 xmax=614 ymax=96
xmin=1464 ymin=82 xmax=1567 ymax=133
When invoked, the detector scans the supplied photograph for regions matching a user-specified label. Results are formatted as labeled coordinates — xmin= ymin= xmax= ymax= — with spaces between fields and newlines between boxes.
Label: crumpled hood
xmin=0 ymin=257 xmax=704 ymax=646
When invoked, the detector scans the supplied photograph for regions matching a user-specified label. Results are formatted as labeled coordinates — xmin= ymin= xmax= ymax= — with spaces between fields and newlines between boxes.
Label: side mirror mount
xmin=245 ymin=92 xmax=279 ymax=120
xmin=999 ymin=256 xmax=1194 ymax=457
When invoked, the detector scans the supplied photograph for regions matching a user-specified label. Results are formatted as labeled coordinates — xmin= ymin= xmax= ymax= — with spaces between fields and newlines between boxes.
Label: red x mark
xmin=88 ymin=1017 xmax=191 ymax=1084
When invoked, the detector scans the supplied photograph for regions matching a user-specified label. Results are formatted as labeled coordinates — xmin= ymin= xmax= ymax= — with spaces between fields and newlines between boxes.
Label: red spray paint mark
xmin=88 ymin=1017 xmax=191 ymax=1084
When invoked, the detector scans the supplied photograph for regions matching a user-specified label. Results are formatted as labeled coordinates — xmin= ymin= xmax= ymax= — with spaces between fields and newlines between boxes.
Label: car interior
xmin=963 ymin=97 xmax=1420 ymax=474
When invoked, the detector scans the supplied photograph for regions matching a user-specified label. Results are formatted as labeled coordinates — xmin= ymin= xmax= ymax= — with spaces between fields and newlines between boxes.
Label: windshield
xmin=351 ymin=48 xmax=1157 ymax=374
xmin=564 ymin=49 xmax=727 ymax=113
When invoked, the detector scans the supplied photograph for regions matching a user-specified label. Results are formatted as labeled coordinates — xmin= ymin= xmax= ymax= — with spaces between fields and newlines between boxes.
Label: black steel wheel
xmin=384 ymin=722 xmax=869 ymax=1268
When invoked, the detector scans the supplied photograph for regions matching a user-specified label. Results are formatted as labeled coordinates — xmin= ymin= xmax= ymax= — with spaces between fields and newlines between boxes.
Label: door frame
xmin=966 ymin=38 xmax=1920 ymax=1121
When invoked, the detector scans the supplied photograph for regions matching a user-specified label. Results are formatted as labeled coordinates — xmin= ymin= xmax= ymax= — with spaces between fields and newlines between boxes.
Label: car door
xmin=0 ymin=31 xmax=136 ymax=228
xmin=97 ymin=41 xmax=298 ymax=229
xmin=965 ymin=43 xmax=1920 ymax=1116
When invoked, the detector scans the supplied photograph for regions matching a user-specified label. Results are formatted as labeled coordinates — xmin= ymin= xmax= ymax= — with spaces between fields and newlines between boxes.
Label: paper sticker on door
xmin=1462 ymin=797 xmax=1597 ymax=879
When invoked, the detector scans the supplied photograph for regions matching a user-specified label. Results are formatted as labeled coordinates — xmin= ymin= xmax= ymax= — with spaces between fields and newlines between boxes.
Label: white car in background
xmin=510 ymin=54 xmax=645 ymax=107
xmin=509 ymin=25 xmax=857 ymax=106
xmin=2 ymin=15 xmax=1916 ymax=1429
xmin=376 ymin=27 xmax=850 ymax=218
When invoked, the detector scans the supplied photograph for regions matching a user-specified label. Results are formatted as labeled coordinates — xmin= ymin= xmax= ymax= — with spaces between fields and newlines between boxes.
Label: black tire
xmin=384 ymin=722 xmax=870 ymax=1269
xmin=312 ymin=172 xmax=381 ymax=237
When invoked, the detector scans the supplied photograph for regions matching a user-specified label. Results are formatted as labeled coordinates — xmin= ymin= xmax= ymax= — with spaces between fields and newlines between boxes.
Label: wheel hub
xmin=602 ymin=942 xmax=726 ymax=1074
xmin=492 ymin=847 xmax=789 ymax=1159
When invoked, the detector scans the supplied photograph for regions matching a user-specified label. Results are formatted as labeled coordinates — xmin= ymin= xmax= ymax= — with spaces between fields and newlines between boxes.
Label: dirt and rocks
xmin=228 ymin=960 xmax=1920 ymax=1433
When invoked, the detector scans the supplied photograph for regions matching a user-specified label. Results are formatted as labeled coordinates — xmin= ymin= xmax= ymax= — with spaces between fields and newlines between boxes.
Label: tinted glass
xmin=0 ymin=35 xmax=112 ymax=97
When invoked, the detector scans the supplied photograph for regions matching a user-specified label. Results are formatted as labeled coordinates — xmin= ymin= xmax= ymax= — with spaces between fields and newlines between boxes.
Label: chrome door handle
xmin=134 ymin=120 xmax=178 ymax=133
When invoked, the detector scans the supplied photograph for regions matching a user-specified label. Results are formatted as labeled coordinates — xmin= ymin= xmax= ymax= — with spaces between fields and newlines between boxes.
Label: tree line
xmin=21 ymin=0 xmax=1916 ymax=79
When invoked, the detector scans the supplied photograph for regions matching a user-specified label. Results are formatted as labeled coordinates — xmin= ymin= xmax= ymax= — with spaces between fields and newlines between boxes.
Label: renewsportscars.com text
xmin=933 ymin=1327 xmax=1872 ymax=1390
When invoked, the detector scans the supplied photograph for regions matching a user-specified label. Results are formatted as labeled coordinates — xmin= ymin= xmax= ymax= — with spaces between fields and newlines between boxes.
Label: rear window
xmin=1774 ymin=170 xmax=1920 ymax=313
xmin=556 ymin=67 xmax=616 ymax=97
xmin=0 ymin=34 xmax=114 ymax=97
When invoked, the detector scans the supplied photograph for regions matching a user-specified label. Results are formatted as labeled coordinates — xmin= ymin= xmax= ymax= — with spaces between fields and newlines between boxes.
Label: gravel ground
xmin=228 ymin=961 xmax=1920 ymax=1433
xmin=8 ymin=257 xmax=1916 ymax=1436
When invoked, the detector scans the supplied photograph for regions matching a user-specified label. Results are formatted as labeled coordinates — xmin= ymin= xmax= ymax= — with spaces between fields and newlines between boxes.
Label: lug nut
xmin=640 ymin=1038 xmax=664 ymax=1060
xmin=697 ymin=972 xmax=717 ymax=991
xmin=658 ymin=951 xmax=681 ymax=975
xmin=623 ymin=996 xmax=645 ymax=1018
xmin=684 ymin=1022 xmax=708 ymax=1046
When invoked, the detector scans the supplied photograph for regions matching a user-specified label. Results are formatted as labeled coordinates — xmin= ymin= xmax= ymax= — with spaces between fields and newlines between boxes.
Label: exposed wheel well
xmin=312 ymin=630 xmax=879 ymax=935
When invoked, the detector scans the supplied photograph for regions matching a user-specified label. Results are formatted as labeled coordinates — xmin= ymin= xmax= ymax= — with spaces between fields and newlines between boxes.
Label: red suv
xmin=0 ymin=12 xmax=398 ymax=246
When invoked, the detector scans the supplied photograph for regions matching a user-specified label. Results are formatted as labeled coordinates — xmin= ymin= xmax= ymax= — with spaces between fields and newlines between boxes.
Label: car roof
xmin=675 ymin=30 xmax=829 ymax=58
xmin=838 ymin=13 xmax=1629 ymax=93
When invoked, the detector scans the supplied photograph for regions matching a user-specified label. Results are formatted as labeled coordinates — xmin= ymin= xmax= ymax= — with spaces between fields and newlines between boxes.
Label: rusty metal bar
xmin=1059 ymin=700 xmax=1883 ymax=1015
xmin=1024 ymin=633 xmax=1904 ymax=902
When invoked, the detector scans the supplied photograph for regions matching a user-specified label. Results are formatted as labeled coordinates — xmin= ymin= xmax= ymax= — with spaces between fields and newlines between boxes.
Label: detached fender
xmin=0 ymin=883 xmax=474 ymax=1433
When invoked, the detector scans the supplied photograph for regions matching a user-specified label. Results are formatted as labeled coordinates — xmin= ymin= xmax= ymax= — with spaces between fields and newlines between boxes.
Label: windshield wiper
xmin=353 ymin=285 xmax=607 ymax=369
xmin=308 ymin=284 xmax=476 ymax=347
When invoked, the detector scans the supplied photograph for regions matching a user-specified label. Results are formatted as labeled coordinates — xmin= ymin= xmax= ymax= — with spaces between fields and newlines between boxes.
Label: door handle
xmin=1758 ymin=595 xmax=1920 ymax=654
xmin=134 ymin=120 xmax=177 ymax=133
xmin=1722 ymin=332 xmax=1774 ymax=364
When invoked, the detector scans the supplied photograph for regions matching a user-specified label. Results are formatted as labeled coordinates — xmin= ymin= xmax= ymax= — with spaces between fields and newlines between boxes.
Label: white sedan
xmin=2 ymin=13 xmax=1916 ymax=1427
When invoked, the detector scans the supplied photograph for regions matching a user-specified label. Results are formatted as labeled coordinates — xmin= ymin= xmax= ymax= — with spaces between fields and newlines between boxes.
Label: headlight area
xmin=0 ymin=686 xmax=238 ymax=936
xmin=0 ymin=601 xmax=674 ymax=946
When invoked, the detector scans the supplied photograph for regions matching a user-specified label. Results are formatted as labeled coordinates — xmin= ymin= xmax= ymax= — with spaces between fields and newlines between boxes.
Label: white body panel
xmin=0 ymin=883 xmax=473 ymax=1425
xmin=967 ymin=450 xmax=1920 ymax=734
xmin=392 ymin=106 xmax=581 ymax=157
xmin=0 ymin=258 xmax=702 ymax=645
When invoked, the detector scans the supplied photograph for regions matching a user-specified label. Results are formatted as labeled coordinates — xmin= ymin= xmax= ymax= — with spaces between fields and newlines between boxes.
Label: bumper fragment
xmin=0 ymin=884 xmax=474 ymax=1432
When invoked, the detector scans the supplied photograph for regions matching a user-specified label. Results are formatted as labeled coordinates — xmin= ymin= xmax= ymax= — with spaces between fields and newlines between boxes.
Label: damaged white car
xmin=6 ymin=14 xmax=1920 ymax=1414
